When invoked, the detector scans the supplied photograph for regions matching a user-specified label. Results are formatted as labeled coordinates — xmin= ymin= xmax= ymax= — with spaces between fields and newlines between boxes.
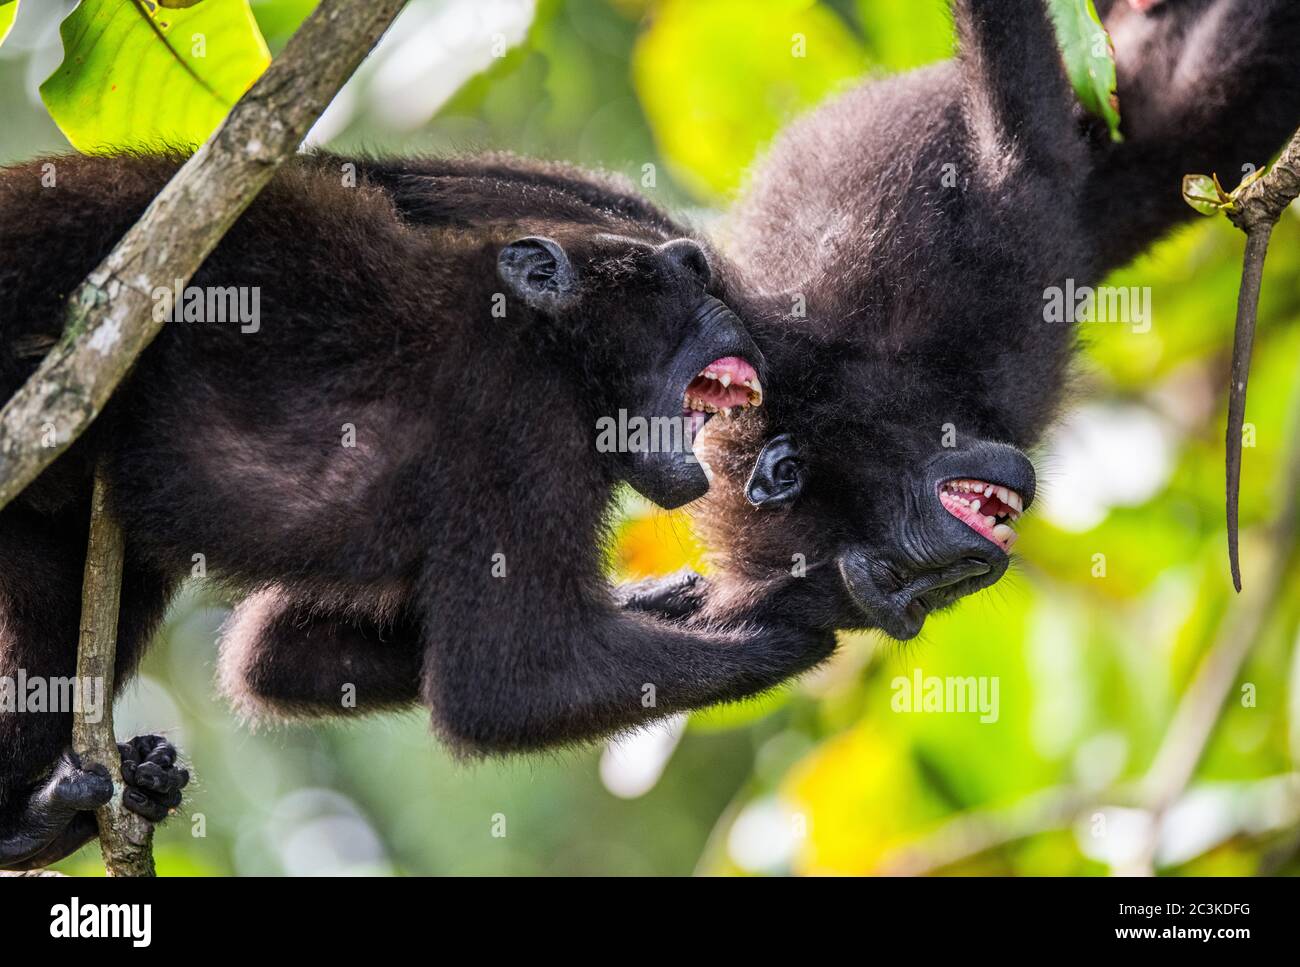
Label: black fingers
xmin=613 ymin=570 xmax=706 ymax=620
xmin=118 ymin=735 xmax=189 ymax=824
xmin=49 ymin=755 xmax=113 ymax=811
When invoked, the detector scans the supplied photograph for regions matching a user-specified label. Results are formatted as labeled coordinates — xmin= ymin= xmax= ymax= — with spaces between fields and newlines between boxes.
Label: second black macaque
xmin=676 ymin=0 xmax=1300 ymax=648
xmin=0 ymin=153 xmax=830 ymax=869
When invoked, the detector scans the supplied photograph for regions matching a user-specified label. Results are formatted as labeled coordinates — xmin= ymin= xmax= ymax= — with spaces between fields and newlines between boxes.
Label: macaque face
xmin=498 ymin=234 xmax=766 ymax=510
xmin=700 ymin=339 xmax=1043 ymax=641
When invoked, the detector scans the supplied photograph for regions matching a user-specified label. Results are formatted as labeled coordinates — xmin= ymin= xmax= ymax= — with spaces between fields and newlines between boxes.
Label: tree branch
xmin=71 ymin=463 xmax=151 ymax=876
xmin=5 ymin=0 xmax=412 ymax=874
xmin=0 ymin=0 xmax=410 ymax=513
xmin=1231 ymin=132 xmax=1300 ymax=233
xmin=1223 ymin=128 xmax=1300 ymax=590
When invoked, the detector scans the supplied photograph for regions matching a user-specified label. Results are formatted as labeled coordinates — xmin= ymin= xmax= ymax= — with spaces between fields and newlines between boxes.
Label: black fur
xmin=2 ymin=0 xmax=1297 ymax=868
xmin=0 ymin=151 xmax=819 ymax=867
xmin=215 ymin=0 xmax=1300 ymax=735
xmin=689 ymin=0 xmax=1300 ymax=639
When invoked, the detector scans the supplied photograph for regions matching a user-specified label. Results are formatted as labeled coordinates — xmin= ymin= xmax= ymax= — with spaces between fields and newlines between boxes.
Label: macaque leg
xmin=218 ymin=587 xmax=424 ymax=719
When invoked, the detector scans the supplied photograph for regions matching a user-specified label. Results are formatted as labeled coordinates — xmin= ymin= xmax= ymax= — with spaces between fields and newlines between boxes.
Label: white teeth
xmin=719 ymin=373 xmax=732 ymax=388
xmin=943 ymin=480 xmax=1025 ymax=549
xmin=992 ymin=523 xmax=1016 ymax=547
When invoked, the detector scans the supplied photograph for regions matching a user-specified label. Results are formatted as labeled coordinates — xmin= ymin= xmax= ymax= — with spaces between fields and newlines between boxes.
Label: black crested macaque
xmin=218 ymin=0 xmax=1300 ymax=738
xmin=0 ymin=152 xmax=818 ymax=869
xmin=683 ymin=0 xmax=1300 ymax=642
xmin=157 ymin=0 xmax=1300 ymax=757
xmin=5 ymin=0 xmax=1295 ymax=869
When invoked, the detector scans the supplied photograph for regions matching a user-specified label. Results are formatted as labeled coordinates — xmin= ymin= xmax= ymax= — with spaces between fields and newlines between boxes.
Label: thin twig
xmin=0 ymin=0 xmax=410 ymax=512
xmin=1223 ymin=129 xmax=1300 ymax=590
xmin=1225 ymin=228 xmax=1273 ymax=591
xmin=71 ymin=464 xmax=151 ymax=876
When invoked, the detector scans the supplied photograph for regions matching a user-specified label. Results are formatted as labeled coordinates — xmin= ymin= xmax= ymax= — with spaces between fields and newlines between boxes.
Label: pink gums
xmin=685 ymin=356 xmax=760 ymax=410
xmin=939 ymin=490 xmax=1017 ymax=551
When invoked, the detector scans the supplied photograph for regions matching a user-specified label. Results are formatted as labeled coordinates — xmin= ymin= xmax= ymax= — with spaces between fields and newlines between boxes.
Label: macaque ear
xmin=746 ymin=434 xmax=804 ymax=508
xmin=498 ymin=236 xmax=577 ymax=312
xmin=658 ymin=238 xmax=712 ymax=289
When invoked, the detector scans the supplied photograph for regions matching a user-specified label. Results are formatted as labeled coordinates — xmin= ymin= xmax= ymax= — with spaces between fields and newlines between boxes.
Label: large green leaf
xmin=0 ymin=1 xmax=18 ymax=48
xmin=1048 ymin=0 xmax=1122 ymax=142
xmin=40 ymin=0 xmax=270 ymax=153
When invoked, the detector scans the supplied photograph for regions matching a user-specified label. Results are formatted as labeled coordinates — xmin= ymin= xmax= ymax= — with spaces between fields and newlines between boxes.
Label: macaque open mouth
xmin=682 ymin=356 xmax=763 ymax=436
xmin=938 ymin=478 xmax=1025 ymax=552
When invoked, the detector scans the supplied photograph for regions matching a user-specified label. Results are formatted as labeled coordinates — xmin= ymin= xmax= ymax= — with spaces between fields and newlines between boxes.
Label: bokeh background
xmin=2 ymin=0 xmax=1299 ymax=875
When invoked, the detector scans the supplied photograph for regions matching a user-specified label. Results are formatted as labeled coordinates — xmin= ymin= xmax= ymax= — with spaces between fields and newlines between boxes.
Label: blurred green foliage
xmin=632 ymin=0 xmax=867 ymax=198
xmin=0 ymin=0 xmax=1294 ymax=875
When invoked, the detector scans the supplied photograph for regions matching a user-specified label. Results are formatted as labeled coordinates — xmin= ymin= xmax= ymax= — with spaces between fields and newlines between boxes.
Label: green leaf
xmin=1048 ymin=0 xmax=1122 ymax=142
xmin=1182 ymin=173 xmax=1228 ymax=216
xmin=40 ymin=0 xmax=271 ymax=154
xmin=1180 ymin=169 xmax=1267 ymax=217
xmin=0 ymin=1 xmax=18 ymax=48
